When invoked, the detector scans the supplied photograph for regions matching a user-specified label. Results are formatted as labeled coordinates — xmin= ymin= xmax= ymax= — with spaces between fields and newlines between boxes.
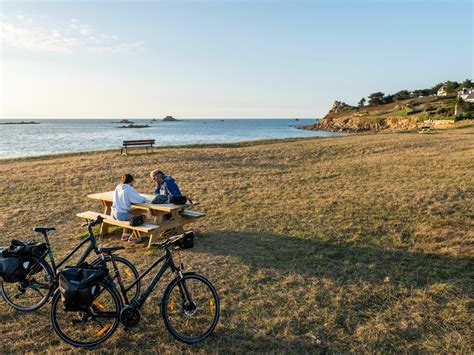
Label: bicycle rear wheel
xmin=0 ymin=257 xmax=53 ymax=311
xmin=50 ymin=282 xmax=121 ymax=348
xmin=161 ymin=273 xmax=220 ymax=344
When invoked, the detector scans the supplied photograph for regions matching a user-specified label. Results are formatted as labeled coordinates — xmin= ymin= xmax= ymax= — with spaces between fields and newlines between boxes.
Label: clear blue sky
xmin=1 ymin=0 xmax=472 ymax=118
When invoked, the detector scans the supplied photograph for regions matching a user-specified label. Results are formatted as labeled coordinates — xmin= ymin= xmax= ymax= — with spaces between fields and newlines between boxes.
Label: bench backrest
xmin=123 ymin=140 xmax=155 ymax=146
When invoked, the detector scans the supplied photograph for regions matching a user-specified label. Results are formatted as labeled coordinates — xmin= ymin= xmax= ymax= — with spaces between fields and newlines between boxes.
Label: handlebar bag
xmin=59 ymin=266 xmax=108 ymax=312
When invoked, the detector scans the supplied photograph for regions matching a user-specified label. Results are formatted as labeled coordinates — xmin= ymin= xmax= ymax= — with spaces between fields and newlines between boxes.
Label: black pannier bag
xmin=0 ymin=248 xmax=30 ymax=283
xmin=0 ymin=240 xmax=48 ymax=283
xmin=58 ymin=265 xmax=108 ymax=312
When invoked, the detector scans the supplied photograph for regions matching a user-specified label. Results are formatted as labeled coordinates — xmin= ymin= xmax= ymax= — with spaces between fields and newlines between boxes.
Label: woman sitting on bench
xmin=112 ymin=174 xmax=145 ymax=243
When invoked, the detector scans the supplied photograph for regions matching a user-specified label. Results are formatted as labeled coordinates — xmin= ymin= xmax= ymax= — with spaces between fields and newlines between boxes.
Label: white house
xmin=437 ymin=86 xmax=448 ymax=96
xmin=458 ymin=87 xmax=474 ymax=102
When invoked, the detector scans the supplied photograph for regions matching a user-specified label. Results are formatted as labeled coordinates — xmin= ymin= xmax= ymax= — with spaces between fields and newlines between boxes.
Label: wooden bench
xmin=77 ymin=210 xmax=204 ymax=248
xmin=181 ymin=210 xmax=205 ymax=218
xmin=121 ymin=139 xmax=155 ymax=155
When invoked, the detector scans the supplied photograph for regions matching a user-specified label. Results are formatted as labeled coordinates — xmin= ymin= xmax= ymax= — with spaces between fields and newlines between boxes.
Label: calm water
xmin=0 ymin=119 xmax=335 ymax=158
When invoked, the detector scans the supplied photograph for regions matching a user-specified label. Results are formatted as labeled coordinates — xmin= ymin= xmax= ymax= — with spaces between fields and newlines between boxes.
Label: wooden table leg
xmin=100 ymin=200 xmax=112 ymax=236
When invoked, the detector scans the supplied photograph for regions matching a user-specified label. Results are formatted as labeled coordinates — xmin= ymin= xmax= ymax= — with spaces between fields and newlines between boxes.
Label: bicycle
xmin=0 ymin=216 xmax=141 ymax=311
xmin=50 ymin=232 xmax=220 ymax=348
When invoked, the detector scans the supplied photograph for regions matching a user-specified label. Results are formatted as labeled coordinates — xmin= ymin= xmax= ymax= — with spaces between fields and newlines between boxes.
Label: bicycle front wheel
xmin=0 ymin=257 xmax=53 ymax=311
xmin=50 ymin=282 xmax=121 ymax=348
xmin=161 ymin=273 xmax=220 ymax=344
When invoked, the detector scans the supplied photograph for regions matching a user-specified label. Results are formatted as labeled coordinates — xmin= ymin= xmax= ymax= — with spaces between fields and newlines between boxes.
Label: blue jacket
xmin=154 ymin=176 xmax=182 ymax=197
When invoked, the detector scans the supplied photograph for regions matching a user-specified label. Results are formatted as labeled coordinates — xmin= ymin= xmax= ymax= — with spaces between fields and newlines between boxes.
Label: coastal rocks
xmin=0 ymin=121 xmax=40 ymax=125
xmin=112 ymin=119 xmax=135 ymax=124
xmin=118 ymin=124 xmax=150 ymax=128
xmin=163 ymin=116 xmax=178 ymax=121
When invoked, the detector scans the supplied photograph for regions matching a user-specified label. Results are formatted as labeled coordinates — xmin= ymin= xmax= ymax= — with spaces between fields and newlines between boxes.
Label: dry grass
xmin=0 ymin=127 xmax=473 ymax=352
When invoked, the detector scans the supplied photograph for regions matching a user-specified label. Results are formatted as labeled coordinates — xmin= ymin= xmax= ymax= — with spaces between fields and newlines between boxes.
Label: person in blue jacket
xmin=150 ymin=170 xmax=182 ymax=202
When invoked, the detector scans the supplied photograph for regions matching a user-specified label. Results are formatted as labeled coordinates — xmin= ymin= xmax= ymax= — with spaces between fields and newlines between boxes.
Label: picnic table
xmin=77 ymin=191 xmax=204 ymax=247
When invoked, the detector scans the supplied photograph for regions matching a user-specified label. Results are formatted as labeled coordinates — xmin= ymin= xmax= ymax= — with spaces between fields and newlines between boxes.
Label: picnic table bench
xmin=77 ymin=191 xmax=205 ymax=248
xmin=121 ymin=139 xmax=155 ymax=155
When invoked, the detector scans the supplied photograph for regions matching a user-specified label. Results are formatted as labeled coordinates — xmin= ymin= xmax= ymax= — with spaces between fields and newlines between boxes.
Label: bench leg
xmin=148 ymin=232 xmax=157 ymax=248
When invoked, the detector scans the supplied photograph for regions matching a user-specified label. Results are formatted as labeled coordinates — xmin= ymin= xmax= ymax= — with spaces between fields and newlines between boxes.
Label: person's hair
xmin=121 ymin=174 xmax=134 ymax=184
xmin=150 ymin=170 xmax=166 ymax=179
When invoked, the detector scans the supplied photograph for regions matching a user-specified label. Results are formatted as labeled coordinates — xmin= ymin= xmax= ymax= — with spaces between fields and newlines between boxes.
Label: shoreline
xmin=0 ymin=134 xmax=347 ymax=162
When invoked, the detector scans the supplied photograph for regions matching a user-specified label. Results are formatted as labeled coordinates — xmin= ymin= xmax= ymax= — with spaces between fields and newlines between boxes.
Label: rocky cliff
xmin=303 ymin=96 xmax=456 ymax=133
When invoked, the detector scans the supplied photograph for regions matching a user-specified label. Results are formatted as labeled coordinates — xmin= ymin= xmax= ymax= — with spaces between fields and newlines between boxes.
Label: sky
xmin=0 ymin=0 xmax=472 ymax=119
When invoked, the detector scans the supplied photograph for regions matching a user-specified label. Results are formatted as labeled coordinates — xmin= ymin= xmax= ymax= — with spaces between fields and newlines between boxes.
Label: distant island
xmin=303 ymin=79 xmax=474 ymax=133
xmin=163 ymin=115 xmax=178 ymax=121
xmin=112 ymin=119 xmax=135 ymax=124
xmin=118 ymin=124 xmax=150 ymax=129
xmin=0 ymin=121 xmax=40 ymax=125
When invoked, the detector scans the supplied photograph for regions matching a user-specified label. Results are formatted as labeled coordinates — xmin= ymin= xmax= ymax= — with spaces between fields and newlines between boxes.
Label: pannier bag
xmin=0 ymin=248 xmax=31 ymax=283
xmin=0 ymin=240 xmax=48 ymax=283
xmin=58 ymin=265 xmax=108 ymax=312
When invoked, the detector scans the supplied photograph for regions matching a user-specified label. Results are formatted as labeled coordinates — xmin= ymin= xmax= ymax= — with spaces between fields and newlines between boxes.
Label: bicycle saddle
xmin=33 ymin=227 xmax=56 ymax=233
xmin=98 ymin=246 xmax=125 ymax=253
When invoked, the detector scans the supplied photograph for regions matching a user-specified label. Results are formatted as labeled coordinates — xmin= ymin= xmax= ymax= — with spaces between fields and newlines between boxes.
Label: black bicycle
xmin=0 ymin=216 xmax=140 ymax=311
xmin=50 ymin=232 xmax=220 ymax=347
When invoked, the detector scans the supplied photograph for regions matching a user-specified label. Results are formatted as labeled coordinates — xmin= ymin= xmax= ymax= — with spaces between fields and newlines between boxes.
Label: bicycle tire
xmin=161 ymin=272 xmax=220 ymax=344
xmin=50 ymin=281 xmax=122 ymax=348
xmin=0 ymin=257 xmax=53 ymax=311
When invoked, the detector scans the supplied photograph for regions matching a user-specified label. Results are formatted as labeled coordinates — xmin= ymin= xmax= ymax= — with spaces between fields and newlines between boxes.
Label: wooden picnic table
xmin=87 ymin=191 xmax=203 ymax=243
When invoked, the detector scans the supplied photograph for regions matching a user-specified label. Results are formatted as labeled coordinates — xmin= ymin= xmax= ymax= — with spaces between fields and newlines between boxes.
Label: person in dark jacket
xmin=150 ymin=170 xmax=182 ymax=201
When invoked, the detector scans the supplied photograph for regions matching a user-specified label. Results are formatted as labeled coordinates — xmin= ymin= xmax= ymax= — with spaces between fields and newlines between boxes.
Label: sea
xmin=0 ymin=118 xmax=338 ymax=159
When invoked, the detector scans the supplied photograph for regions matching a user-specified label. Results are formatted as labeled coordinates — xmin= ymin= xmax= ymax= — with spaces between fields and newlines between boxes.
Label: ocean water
xmin=0 ymin=118 xmax=336 ymax=158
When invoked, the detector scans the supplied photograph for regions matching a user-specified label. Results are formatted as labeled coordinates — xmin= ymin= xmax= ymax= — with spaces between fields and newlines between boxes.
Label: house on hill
xmin=458 ymin=87 xmax=474 ymax=102
xmin=437 ymin=86 xmax=448 ymax=96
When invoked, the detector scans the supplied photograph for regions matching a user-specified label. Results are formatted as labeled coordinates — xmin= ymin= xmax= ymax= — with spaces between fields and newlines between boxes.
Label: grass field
xmin=0 ymin=127 xmax=473 ymax=352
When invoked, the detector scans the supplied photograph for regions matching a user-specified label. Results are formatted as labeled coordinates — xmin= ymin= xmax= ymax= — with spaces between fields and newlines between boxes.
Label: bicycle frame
xmin=124 ymin=248 xmax=193 ymax=309
xmin=33 ymin=226 xmax=100 ymax=279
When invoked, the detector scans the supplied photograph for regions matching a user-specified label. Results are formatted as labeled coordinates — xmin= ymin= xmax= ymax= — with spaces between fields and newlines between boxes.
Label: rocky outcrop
xmin=303 ymin=96 xmax=456 ymax=133
xmin=118 ymin=124 xmax=150 ymax=129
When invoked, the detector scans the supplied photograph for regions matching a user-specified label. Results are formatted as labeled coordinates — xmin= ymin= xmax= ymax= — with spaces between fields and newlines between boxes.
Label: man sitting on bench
xmin=150 ymin=169 xmax=182 ymax=203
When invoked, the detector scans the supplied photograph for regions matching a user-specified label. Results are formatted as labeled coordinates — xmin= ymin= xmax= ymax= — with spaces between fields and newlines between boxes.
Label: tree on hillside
xmin=358 ymin=98 xmax=366 ymax=107
xmin=394 ymin=90 xmax=411 ymax=101
xmin=445 ymin=80 xmax=460 ymax=93
xmin=383 ymin=95 xmax=394 ymax=104
xmin=412 ymin=89 xmax=431 ymax=97
xmin=461 ymin=79 xmax=473 ymax=88
xmin=368 ymin=92 xmax=385 ymax=106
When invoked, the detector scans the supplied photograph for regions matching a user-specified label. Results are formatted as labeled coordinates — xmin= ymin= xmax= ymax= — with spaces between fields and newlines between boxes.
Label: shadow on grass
xmin=195 ymin=231 xmax=473 ymax=292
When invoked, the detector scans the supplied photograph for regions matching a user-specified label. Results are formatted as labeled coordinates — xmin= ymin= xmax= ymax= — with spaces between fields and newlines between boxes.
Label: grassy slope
xmin=0 ymin=127 xmax=473 ymax=352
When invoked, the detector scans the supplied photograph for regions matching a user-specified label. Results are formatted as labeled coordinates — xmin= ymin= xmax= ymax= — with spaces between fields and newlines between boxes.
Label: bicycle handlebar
xmin=81 ymin=216 xmax=104 ymax=228
xmin=157 ymin=233 xmax=185 ymax=249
